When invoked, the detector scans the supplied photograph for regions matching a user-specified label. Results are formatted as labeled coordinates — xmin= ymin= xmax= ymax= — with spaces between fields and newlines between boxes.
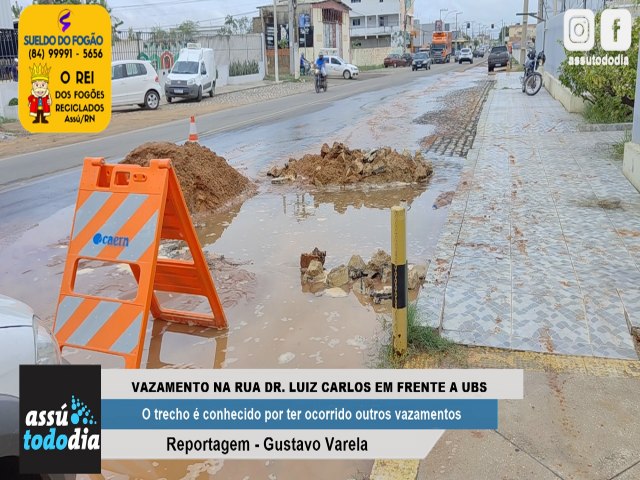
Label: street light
xmin=439 ymin=8 xmax=447 ymax=22
xmin=455 ymin=11 xmax=463 ymax=38
xmin=442 ymin=10 xmax=458 ymax=33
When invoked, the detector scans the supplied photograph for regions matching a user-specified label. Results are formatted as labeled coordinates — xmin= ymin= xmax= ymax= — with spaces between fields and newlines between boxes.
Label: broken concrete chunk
xmin=327 ymin=264 xmax=349 ymax=287
xmin=408 ymin=267 xmax=421 ymax=290
xmin=381 ymin=265 xmax=392 ymax=283
xmin=348 ymin=255 xmax=367 ymax=279
xmin=414 ymin=163 xmax=429 ymax=182
xmin=271 ymin=175 xmax=296 ymax=184
xmin=267 ymin=166 xmax=282 ymax=177
xmin=300 ymin=247 xmax=326 ymax=270
xmin=305 ymin=259 xmax=324 ymax=279
xmin=320 ymin=143 xmax=331 ymax=157
xmin=325 ymin=287 xmax=349 ymax=298
xmin=414 ymin=264 xmax=427 ymax=280
xmin=367 ymin=249 xmax=392 ymax=273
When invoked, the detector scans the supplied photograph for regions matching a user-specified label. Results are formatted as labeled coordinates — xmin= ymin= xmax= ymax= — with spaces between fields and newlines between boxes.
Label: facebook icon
xmin=600 ymin=9 xmax=632 ymax=51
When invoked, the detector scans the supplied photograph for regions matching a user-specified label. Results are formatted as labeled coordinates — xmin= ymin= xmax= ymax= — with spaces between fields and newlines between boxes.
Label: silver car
xmin=0 ymin=294 xmax=73 ymax=480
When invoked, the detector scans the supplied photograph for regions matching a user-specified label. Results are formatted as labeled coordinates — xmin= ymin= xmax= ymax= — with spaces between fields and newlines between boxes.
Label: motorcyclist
xmin=315 ymin=53 xmax=326 ymax=77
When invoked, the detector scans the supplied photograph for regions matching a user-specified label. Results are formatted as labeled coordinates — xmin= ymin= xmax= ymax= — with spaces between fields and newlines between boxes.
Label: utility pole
xmin=273 ymin=0 xmax=279 ymax=82
xmin=537 ymin=0 xmax=544 ymax=23
xmin=292 ymin=0 xmax=299 ymax=79
xmin=288 ymin=0 xmax=294 ymax=76
xmin=520 ymin=0 xmax=528 ymax=65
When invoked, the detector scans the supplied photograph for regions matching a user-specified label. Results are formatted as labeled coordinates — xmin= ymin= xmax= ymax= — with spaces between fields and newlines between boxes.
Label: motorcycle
xmin=521 ymin=49 xmax=544 ymax=96
xmin=314 ymin=68 xmax=327 ymax=93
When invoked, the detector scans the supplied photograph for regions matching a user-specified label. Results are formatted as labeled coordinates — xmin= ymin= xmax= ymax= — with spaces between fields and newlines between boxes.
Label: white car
xmin=459 ymin=48 xmax=474 ymax=64
xmin=111 ymin=60 xmax=162 ymax=110
xmin=322 ymin=55 xmax=359 ymax=79
xmin=0 ymin=294 xmax=71 ymax=479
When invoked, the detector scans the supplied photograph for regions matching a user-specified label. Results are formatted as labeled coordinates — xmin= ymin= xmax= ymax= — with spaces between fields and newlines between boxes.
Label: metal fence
xmin=0 ymin=29 xmax=17 ymax=82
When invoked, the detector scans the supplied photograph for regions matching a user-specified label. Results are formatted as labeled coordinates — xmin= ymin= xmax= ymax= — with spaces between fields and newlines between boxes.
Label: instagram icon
xmin=564 ymin=9 xmax=595 ymax=51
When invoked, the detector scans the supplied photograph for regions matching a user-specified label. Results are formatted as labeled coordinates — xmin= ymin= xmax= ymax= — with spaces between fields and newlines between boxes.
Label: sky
xmin=14 ymin=0 xmax=526 ymax=32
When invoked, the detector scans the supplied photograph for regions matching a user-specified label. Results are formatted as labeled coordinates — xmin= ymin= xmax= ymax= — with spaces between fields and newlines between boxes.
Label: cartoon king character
xmin=28 ymin=63 xmax=52 ymax=124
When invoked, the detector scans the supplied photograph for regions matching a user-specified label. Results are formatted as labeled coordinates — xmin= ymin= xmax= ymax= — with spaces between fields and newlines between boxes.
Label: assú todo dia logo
xmin=23 ymin=394 xmax=100 ymax=451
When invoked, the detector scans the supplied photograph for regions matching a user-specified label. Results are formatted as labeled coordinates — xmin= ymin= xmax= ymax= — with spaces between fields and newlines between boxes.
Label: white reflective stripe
xmin=110 ymin=313 xmax=143 ymax=354
xmin=66 ymin=301 xmax=120 ymax=346
xmin=117 ymin=211 xmax=159 ymax=263
xmin=79 ymin=194 xmax=148 ymax=258
xmin=54 ymin=296 xmax=85 ymax=334
xmin=72 ymin=191 xmax=112 ymax=240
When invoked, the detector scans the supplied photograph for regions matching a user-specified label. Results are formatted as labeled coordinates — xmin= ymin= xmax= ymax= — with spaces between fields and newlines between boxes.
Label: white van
xmin=165 ymin=43 xmax=216 ymax=102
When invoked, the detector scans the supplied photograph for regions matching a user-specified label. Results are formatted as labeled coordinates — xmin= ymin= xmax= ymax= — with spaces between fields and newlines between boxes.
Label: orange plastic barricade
xmin=53 ymin=157 xmax=227 ymax=368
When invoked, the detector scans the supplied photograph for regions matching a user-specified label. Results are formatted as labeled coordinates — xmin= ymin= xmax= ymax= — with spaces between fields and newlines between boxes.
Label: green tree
xmin=11 ymin=1 xmax=22 ymax=18
xmin=174 ymin=20 xmax=199 ymax=42
xmin=498 ymin=26 xmax=508 ymax=43
xmin=217 ymin=15 xmax=251 ymax=36
xmin=559 ymin=11 xmax=640 ymax=121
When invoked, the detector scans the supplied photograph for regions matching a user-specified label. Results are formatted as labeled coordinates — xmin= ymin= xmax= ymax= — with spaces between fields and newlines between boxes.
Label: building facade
xmin=508 ymin=23 xmax=537 ymax=48
xmin=256 ymin=0 xmax=351 ymax=65
xmin=348 ymin=0 xmax=414 ymax=49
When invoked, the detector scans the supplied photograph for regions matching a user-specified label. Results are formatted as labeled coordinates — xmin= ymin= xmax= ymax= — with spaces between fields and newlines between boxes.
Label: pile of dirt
xmin=121 ymin=142 xmax=254 ymax=213
xmin=268 ymin=142 xmax=433 ymax=186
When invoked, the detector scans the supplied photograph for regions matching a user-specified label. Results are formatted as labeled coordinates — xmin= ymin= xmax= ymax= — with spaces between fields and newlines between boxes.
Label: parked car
xmin=459 ymin=47 xmax=473 ymax=64
xmin=488 ymin=45 xmax=510 ymax=72
xmin=0 ymin=294 xmax=73 ymax=480
xmin=111 ymin=60 xmax=162 ymax=110
xmin=322 ymin=55 xmax=359 ymax=79
xmin=411 ymin=52 xmax=432 ymax=71
xmin=384 ymin=53 xmax=410 ymax=68
xmin=473 ymin=49 xmax=485 ymax=58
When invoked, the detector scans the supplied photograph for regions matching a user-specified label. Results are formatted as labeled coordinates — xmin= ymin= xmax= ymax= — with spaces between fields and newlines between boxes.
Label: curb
xmin=578 ymin=122 xmax=632 ymax=132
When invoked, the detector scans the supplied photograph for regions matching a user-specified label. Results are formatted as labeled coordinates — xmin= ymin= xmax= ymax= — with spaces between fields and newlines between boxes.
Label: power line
xmin=113 ymin=0 xmax=223 ymax=10
xmin=119 ymin=10 xmax=258 ymax=30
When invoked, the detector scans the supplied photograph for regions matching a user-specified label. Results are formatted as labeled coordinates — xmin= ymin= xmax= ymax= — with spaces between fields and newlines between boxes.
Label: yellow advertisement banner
xmin=18 ymin=5 xmax=112 ymax=133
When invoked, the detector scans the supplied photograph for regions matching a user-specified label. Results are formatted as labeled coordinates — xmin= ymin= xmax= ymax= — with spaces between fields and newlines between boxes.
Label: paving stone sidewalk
xmin=417 ymin=71 xmax=640 ymax=360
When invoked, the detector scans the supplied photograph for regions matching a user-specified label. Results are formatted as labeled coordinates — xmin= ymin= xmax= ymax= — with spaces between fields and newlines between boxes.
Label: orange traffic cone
xmin=188 ymin=115 xmax=198 ymax=142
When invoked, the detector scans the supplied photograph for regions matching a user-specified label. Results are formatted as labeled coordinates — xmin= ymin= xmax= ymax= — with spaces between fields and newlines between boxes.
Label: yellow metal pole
xmin=391 ymin=205 xmax=407 ymax=355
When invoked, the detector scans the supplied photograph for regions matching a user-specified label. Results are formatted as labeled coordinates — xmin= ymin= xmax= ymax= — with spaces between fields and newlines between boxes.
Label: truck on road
xmin=431 ymin=31 xmax=453 ymax=64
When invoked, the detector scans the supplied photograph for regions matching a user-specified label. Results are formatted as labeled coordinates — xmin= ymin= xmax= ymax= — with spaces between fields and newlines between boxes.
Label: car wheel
xmin=343 ymin=70 xmax=351 ymax=80
xmin=209 ymin=82 xmax=214 ymax=97
xmin=196 ymin=86 xmax=203 ymax=102
xmin=384 ymin=64 xmax=388 ymax=68
xmin=167 ymin=96 xmax=172 ymax=103
xmin=144 ymin=90 xmax=160 ymax=110
xmin=488 ymin=66 xmax=494 ymax=72
xmin=471 ymin=60 xmax=473 ymax=64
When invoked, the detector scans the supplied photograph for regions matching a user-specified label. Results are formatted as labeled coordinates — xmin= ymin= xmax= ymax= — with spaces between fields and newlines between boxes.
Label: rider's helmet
xmin=319 ymin=53 xmax=324 ymax=59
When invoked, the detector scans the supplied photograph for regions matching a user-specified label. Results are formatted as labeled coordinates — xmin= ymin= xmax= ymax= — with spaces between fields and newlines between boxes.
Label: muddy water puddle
xmin=0 ymin=169 xmax=461 ymax=479
xmin=0 ymin=69 xmax=474 ymax=479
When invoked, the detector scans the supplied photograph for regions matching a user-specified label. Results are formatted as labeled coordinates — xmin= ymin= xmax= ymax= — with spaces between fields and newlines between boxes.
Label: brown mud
xmin=121 ymin=142 xmax=256 ymax=214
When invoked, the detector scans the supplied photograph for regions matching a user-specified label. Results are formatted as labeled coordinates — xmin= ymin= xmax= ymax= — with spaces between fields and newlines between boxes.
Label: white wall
xmin=0 ymin=81 xmax=18 ymax=119
xmin=0 ymin=0 xmax=13 ymax=29
xmin=349 ymin=0 xmax=400 ymax=17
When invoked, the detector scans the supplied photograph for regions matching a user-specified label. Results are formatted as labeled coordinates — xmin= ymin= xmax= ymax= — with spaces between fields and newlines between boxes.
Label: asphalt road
xmin=0 ymin=60 xmax=477 ymax=190
xmin=0 ymin=59 xmax=485 ymax=231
